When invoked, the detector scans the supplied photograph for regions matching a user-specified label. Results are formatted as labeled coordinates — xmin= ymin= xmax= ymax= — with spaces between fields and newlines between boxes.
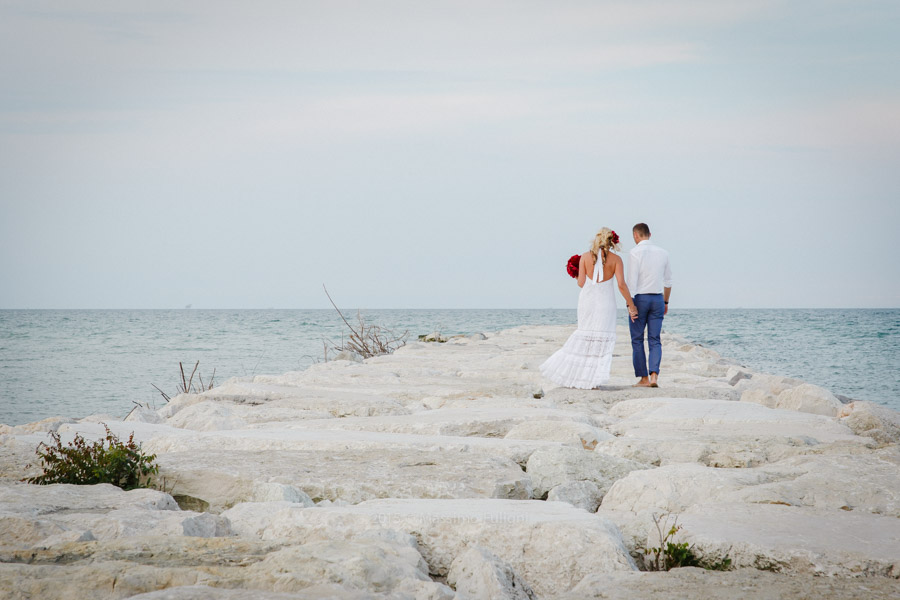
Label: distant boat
xmin=185 ymin=304 xmax=192 ymax=309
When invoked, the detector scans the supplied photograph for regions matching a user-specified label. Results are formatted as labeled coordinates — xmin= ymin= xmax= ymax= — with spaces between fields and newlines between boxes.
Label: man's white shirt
xmin=626 ymin=240 xmax=672 ymax=295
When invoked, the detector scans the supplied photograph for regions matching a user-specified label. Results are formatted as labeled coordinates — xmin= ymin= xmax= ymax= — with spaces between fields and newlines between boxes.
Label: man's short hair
xmin=633 ymin=223 xmax=651 ymax=237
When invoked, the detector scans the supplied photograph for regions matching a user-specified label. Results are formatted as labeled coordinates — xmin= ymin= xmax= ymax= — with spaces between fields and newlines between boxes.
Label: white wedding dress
xmin=540 ymin=256 xmax=617 ymax=389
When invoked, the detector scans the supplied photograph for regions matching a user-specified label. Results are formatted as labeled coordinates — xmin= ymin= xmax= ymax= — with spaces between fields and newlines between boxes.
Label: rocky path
xmin=1 ymin=325 xmax=898 ymax=599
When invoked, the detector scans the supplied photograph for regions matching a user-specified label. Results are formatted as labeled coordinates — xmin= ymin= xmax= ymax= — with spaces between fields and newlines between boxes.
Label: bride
xmin=540 ymin=228 xmax=638 ymax=389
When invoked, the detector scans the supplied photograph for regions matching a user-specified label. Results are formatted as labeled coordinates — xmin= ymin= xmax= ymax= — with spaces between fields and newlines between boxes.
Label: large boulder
xmin=525 ymin=446 xmax=649 ymax=499
xmin=547 ymin=480 xmax=604 ymax=512
xmin=153 ymin=447 xmax=533 ymax=511
xmin=600 ymin=464 xmax=770 ymax=513
xmin=504 ymin=420 xmax=614 ymax=448
xmin=773 ymin=384 xmax=844 ymax=417
xmin=219 ymin=499 xmax=637 ymax=596
xmin=447 ymin=545 xmax=537 ymax=599
xmin=0 ymin=484 xmax=230 ymax=549
xmin=677 ymin=503 xmax=900 ymax=577
xmin=601 ymin=452 xmax=900 ymax=518
xmin=599 ymin=398 xmax=871 ymax=467
xmin=840 ymin=401 xmax=900 ymax=445
xmin=562 ymin=568 xmax=900 ymax=600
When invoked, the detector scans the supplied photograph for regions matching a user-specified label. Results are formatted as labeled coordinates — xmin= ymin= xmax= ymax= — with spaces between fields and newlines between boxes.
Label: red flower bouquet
xmin=566 ymin=254 xmax=580 ymax=278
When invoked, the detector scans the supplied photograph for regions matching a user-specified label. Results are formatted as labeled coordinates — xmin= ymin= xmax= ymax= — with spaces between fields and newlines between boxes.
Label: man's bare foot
xmin=633 ymin=377 xmax=651 ymax=388
xmin=649 ymin=373 xmax=659 ymax=388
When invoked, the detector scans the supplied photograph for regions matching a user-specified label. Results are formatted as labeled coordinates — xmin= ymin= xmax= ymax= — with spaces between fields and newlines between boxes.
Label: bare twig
xmin=179 ymin=362 xmax=187 ymax=394
xmin=151 ymin=383 xmax=171 ymax=402
xmin=322 ymin=285 xmax=408 ymax=359
xmin=185 ymin=361 xmax=199 ymax=393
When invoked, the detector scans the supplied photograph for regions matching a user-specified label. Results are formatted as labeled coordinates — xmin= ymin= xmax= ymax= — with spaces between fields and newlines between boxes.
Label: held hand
xmin=627 ymin=304 xmax=638 ymax=322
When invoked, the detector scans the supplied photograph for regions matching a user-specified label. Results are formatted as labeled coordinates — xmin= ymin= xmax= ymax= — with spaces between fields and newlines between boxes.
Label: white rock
xmin=222 ymin=502 xmax=301 ymax=538
xmin=547 ymin=480 xmax=604 ymax=512
xmin=125 ymin=407 xmax=165 ymax=424
xmin=601 ymin=463 xmax=773 ymax=513
xmin=242 ymin=498 xmax=637 ymax=596
xmin=166 ymin=401 xmax=249 ymax=431
xmin=242 ymin=534 xmax=432 ymax=593
xmin=678 ymin=503 xmax=900 ymax=577
xmin=156 ymin=393 xmax=207 ymax=419
xmin=840 ymin=400 xmax=900 ymax=445
xmin=332 ymin=349 xmax=363 ymax=362
xmin=152 ymin=447 xmax=533 ymax=511
xmin=248 ymin=482 xmax=314 ymax=505
xmin=125 ymin=586 xmax=378 ymax=599
xmin=739 ymin=388 xmax=778 ymax=409
xmin=602 ymin=452 xmax=900 ymax=518
xmin=600 ymin=398 xmax=870 ymax=467
xmin=525 ymin=446 xmax=648 ymax=498
xmin=774 ymin=383 xmax=844 ymax=416
xmin=448 ymin=545 xmax=537 ymax=599
xmin=505 ymin=420 xmax=614 ymax=449
xmin=725 ymin=367 xmax=751 ymax=386
xmin=0 ymin=484 xmax=230 ymax=549
xmin=562 ymin=568 xmax=900 ymax=600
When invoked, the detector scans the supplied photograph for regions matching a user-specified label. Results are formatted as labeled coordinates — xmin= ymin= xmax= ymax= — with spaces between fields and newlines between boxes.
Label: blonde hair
xmin=590 ymin=227 xmax=620 ymax=267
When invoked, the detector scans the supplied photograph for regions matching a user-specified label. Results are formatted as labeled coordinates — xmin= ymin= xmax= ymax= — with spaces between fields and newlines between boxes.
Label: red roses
xmin=566 ymin=254 xmax=580 ymax=278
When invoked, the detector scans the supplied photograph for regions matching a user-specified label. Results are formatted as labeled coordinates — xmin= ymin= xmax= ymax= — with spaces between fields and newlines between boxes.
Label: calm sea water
xmin=1 ymin=309 xmax=897 ymax=426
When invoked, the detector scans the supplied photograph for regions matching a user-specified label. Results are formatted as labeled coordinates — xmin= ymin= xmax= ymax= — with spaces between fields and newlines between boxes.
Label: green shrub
xmin=25 ymin=424 xmax=159 ymax=490
xmin=640 ymin=513 xmax=732 ymax=572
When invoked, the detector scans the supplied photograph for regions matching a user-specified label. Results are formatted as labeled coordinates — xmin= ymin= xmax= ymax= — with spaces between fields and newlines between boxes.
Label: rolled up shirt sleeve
xmin=663 ymin=255 xmax=673 ymax=289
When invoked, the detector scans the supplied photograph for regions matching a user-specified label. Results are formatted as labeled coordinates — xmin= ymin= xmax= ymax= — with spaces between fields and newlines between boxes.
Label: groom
xmin=626 ymin=223 xmax=672 ymax=388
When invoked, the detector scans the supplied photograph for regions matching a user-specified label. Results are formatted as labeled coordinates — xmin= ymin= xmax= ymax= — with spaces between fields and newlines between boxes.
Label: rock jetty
xmin=1 ymin=324 xmax=898 ymax=599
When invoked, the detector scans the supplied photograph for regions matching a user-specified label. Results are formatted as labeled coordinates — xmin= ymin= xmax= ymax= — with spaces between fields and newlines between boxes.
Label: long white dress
xmin=540 ymin=255 xmax=618 ymax=389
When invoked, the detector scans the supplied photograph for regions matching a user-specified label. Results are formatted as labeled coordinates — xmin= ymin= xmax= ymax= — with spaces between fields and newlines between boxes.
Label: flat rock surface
xmin=562 ymin=568 xmax=900 ymax=600
xmin=679 ymin=503 xmax=900 ymax=577
xmin=2 ymin=323 xmax=898 ymax=599
xmin=153 ymin=447 xmax=533 ymax=510
xmin=222 ymin=498 xmax=637 ymax=596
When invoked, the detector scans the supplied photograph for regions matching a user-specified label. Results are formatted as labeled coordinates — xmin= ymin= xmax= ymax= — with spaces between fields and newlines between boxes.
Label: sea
xmin=1 ymin=309 xmax=898 ymax=426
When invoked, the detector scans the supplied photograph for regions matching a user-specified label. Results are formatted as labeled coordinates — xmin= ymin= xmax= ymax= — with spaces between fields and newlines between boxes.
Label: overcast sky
xmin=1 ymin=0 xmax=897 ymax=309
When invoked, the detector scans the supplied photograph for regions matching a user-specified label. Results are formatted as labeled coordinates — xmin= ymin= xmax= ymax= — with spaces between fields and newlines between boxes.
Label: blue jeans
xmin=630 ymin=294 xmax=665 ymax=377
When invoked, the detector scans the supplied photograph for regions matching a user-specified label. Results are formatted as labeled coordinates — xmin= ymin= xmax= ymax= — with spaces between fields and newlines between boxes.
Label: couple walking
xmin=540 ymin=223 xmax=673 ymax=390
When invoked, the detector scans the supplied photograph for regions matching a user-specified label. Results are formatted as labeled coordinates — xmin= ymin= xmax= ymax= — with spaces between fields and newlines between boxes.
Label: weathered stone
xmin=525 ymin=446 xmax=649 ymax=498
xmin=505 ymin=419 xmax=614 ymax=448
xmin=240 ymin=533 xmax=432 ymax=593
xmin=152 ymin=447 xmax=533 ymax=511
xmin=547 ymin=481 xmax=604 ymax=512
xmin=774 ymin=383 xmax=844 ymax=417
xmin=448 ymin=545 xmax=537 ymax=599
xmin=224 ymin=499 xmax=637 ymax=596
xmin=562 ymin=568 xmax=900 ymax=600
xmin=0 ymin=484 xmax=230 ymax=550
xmin=600 ymin=398 xmax=872 ymax=467
xmin=840 ymin=400 xmax=900 ymax=445
xmin=602 ymin=453 xmax=900 ymax=517
xmin=678 ymin=503 xmax=900 ymax=577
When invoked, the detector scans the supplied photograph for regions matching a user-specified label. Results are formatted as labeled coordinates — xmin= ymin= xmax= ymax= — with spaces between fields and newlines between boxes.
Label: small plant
xmin=152 ymin=360 xmax=215 ymax=402
xmin=322 ymin=285 xmax=408 ymax=359
xmin=639 ymin=513 xmax=732 ymax=571
xmin=25 ymin=424 xmax=159 ymax=490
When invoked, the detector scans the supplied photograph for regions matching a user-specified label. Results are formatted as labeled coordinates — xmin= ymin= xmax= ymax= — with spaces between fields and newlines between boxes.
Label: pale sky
xmin=1 ymin=0 xmax=898 ymax=309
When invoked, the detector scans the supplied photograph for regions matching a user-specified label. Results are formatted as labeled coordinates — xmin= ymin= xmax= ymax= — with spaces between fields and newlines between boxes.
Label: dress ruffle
xmin=540 ymin=329 xmax=616 ymax=389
